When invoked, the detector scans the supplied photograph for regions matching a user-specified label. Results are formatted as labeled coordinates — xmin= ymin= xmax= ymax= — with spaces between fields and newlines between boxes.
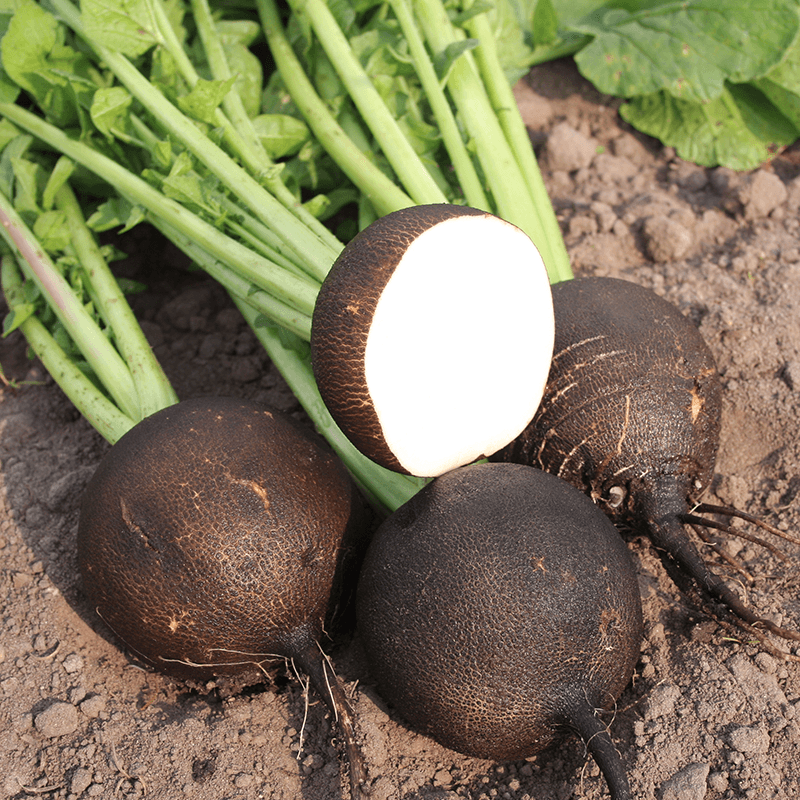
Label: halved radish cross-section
xmin=311 ymin=204 xmax=555 ymax=477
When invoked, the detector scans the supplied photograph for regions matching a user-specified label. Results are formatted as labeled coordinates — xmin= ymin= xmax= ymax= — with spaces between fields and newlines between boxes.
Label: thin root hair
xmin=673 ymin=570 xmax=800 ymax=659
xmin=713 ymin=613 xmax=800 ymax=663
xmin=317 ymin=641 xmax=340 ymax=724
xmin=681 ymin=512 xmax=790 ymax=562
xmin=688 ymin=502 xmax=800 ymax=546
xmin=689 ymin=523 xmax=755 ymax=581
xmin=288 ymin=657 xmax=312 ymax=759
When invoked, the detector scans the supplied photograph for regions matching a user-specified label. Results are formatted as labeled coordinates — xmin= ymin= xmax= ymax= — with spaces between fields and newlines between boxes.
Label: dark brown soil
xmin=1 ymin=60 xmax=799 ymax=800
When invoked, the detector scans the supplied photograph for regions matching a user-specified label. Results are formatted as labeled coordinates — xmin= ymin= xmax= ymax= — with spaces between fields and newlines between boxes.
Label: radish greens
xmin=526 ymin=0 xmax=800 ymax=170
xmin=1 ymin=0 xmax=574 ymax=513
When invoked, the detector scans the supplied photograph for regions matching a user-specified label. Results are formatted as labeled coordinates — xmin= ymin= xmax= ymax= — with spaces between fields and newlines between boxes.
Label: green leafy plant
xmin=521 ymin=0 xmax=800 ymax=170
xmin=0 ymin=0 xmax=572 ymax=513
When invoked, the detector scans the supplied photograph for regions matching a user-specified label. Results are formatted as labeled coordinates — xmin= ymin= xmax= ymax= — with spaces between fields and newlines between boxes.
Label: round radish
xmin=77 ymin=397 xmax=372 ymax=798
xmin=311 ymin=204 xmax=554 ymax=477
xmin=497 ymin=276 xmax=800 ymax=654
xmin=357 ymin=462 xmax=643 ymax=800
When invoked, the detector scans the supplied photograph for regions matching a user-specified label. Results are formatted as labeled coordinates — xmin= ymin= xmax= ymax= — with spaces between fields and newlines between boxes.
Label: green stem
xmin=284 ymin=0 xmax=447 ymax=206
xmin=188 ymin=0 xmax=343 ymax=255
xmin=233 ymin=296 xmax=424 ymax=515
xmin=412 ymin=0 xmax=563 ymax=279
xmin=126 ymin=111 xmax=316 ymax=278
xmin=0 ymin=255 xmax=136 ymax=444
xmin=50 ymin=0 xmax=340 ymax=282
xmin=523 ymin=34 xmax=592 ymax=69
xmin=0 ymin=190 xmax=141 ymax=420
xmin=465 ymin=12 xmax=571 ymax=282
xmin=145 ymin=0 xmax=277 ymax=187
xmin=146 ymin=0 xmax=199 ymax=88
xmin=255 ymin=0 xmax=414 ymax=217
xmin=55 ymin=183 xmax=179 ymax=417
xmin=151 ymin=218 xmax=313 ymax=341
xmin=0 ymin=103 xmax=320 ymax=318
xmin=189 ymin=0 xmax=266 ymax=164
xmin=1 ymin=255 xmax=137 ymax=443
xmin=217 ymin=197 xmax=311 ymax=279
xmin=388 ymin=0 xmax=489 ymax=210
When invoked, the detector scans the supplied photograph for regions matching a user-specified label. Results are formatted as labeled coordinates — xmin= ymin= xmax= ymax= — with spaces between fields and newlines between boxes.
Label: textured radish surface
xmin=312 ymin=205 xmax=554 ymax=477
xmin=356 ymin=462 xmax=643 ymax=800
xmin=76 ymin=397 xmax=370 ymax=680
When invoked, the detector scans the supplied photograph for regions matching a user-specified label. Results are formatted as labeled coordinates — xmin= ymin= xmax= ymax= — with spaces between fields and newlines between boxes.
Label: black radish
xmin=497 ymin=276 xmax=800 ymax=653
xmin=311 ymin=204 xmax=554 ymax=477
xmin=357 ymin=462 xmax=643 ymax=800
xmin=77 ymin=397 xmax=372 ymax=798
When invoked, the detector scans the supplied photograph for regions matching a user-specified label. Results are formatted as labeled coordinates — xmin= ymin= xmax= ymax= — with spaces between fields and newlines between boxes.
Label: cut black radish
xmin=311 ymin=205 xmax=554 ymax=477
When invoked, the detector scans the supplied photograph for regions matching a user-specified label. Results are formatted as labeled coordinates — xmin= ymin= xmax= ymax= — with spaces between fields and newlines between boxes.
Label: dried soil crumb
xmin=659 ymin=762 xmax=710 ymax=800
xmin=34 ymin=701 xmax=79 ymax=738
xmin=643 ymin=683 xmax=682 ymax=721
xmin=545 ymin=121 xmax=597 ymax=172
xmin=70 ymin=767 xmax=94 ymax=795
xmin=728 ymin=725 xmax=771 ymax=754
xmin=642 ymin=215 xmax=694 ymax=262
xmin=745 ymin=170 xmax=787 ymax=219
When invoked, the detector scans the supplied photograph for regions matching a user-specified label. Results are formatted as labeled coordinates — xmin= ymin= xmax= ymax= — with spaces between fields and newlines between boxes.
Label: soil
xmin=1 ymin=59 xmax=800 ymax=800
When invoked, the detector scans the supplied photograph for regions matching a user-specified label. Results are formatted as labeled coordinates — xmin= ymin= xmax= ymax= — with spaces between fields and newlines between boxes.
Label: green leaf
xmin=550 ymin=0 xmax=612 ymax=27
xmin=572 ymin=0 xmax=800 ymax=103
xmin=90 ymin=86 xmax=133 ymax=139
xmin=434 ymin=39 xmax=480 ymax=83
xmin=87 ymin=197 xmax=146 ymax=232
xmin=1 ymin=0 xmax=97 ymax=126
xmin=450 ymin=1 xmax=495 ymax=27
xmin=80 ymin=0 xmax=161 ymax=57
xmin=176 ymin=76 xmax=236 ymax=125
xmin=116 ymin=276 xmax=147 ymax=295
xmin=167 ymin=149 xmax=194 ymax=178
xmin=351 ymin=25 xmax=415 ymax=80
xmin=262 ymin=323 xmax=311 ymax=360
xmin=160 ymin=171 xmax=225 ymax=220
xmin=752 ymin=36 xmax=800 ymax=131
xmin=310 ymin=186 xmax=359 ymax=221
xmin=215 ymin=19 xmax=263 ymax=118
xmin=0 ymin=118 xmax=20 ymax=154
xmin=302 ymin=193 xmax=330 ymax=219
xmin=252 ymin=114 xmax=311 ymax=159
xmin=0 ymin=132 xmax=30 ymax=200
xmin=532 ymin=0 xmax=559 ymax=47
xmin=11 ymin=155 xmax=41 ymax=215
xmin=33 ymin=209 xmax=71 ymax=252
xmin=754 ymin=76 xmax=800 ymax=132
xmin=41 ymin=156 xmax=74 ymax=211
xmin=215 ymin=19 xmax=261 ymax=48
xmin=727 ymin=81 xmax=800 ymax=152
xmin=2 ymin=302 xmax=35 ymax=336
xmin=620 ymin=83 xmax=798 ymax=170
xmin=470 ymin=0 xmax=539 ymax=82
xmin=222 ymin=40 xmax=263 ymax=120
xmin=1 ymin=0 xmax=58 ymax=91
xmin=0 ymin=66 xmax=20 ymax=103
xmin=149 ymin=41 xmax=184 ymax=102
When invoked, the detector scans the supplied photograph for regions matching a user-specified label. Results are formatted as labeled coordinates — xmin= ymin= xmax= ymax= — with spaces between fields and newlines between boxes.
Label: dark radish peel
xmin=311 ymin=204 xmax=554 ymax=478
xmin=497 ymin=276 xmax=800 ymax=655
xmin=357 ymin=463 xmax=643 ymax=800
xmin=77 ymin=397 xmax=372 ymax=798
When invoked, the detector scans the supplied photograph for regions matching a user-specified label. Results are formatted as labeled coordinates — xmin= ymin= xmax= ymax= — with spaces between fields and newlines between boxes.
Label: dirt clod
xmin=34 ymin=701 xmax=79 ymax=738
xmin=659 ymin=762 xmax=710 ymax=800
